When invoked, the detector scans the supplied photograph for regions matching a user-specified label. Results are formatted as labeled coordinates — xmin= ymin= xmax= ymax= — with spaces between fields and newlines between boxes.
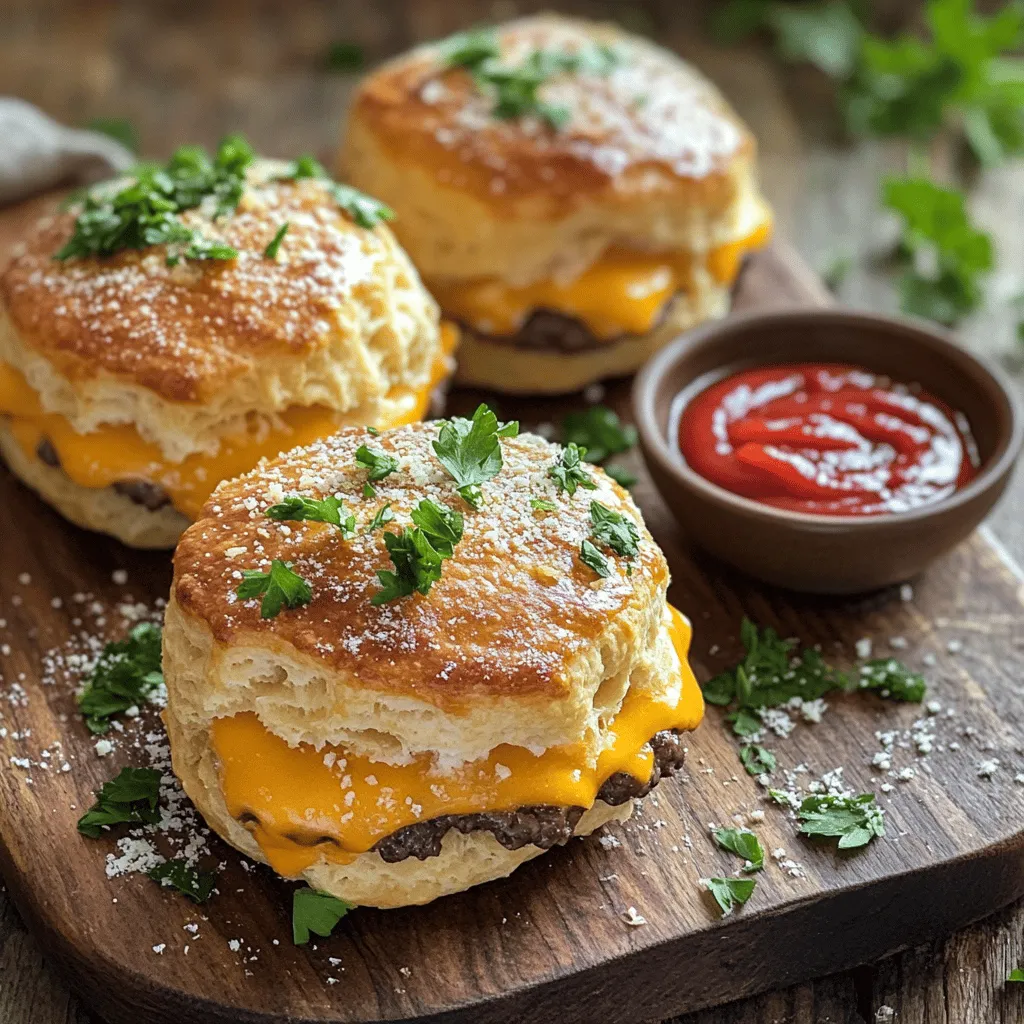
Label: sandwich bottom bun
xmin=0 ymin=420 xmax=189 ymax=548
xmin=452 ymin=280 xmax=729 ymax=395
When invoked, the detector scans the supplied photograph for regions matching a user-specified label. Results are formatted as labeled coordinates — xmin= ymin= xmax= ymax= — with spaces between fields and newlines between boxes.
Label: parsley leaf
xmin=56 ymin=135 xmax=253 ymax=263
xmin=548 ymin=442 xmax=597 ymax=496
xmin=263 ymin=222 xmax=289 ymax=259
xmin=589 ymin=501 xmax=639 ymax=559
xmin=530 ymin=497 xmax=558 ymax=512
xmin=148 ymin=859 xmax=217 ymax=903
xmin=562 ymin=406 xmax=638 ymax=464
xmin=365 ymin=503 xmax=394 ymax=532
xmin=740 ymin=744 xmax=777 ymax=776
xmin=797 ymin=792 xmax=886 ymax=849
xmin=355 ymin=444 xmax=399 ymax=482
xmin=372 ymin=500 xmax=463 ymax=604
xmin=703 ymin=876 xmax=756 ymax=917
xmin=432 ymin=403 xmax=519 ymax=509
xmin=273 ymin=156 xmax=393 ymax=227
xmin=77 ymin=622 xmax=164 ymax=734
xmin=769 ymin=0 xmax=865 ymax=78
xmin=77 ymin=766 xmax=162 ymax=838
xmin=236 ymin=560 xmax=312 ymax=618
xmin=1009 ymin=968 xmax=1024 ymax=982
xmin=713 ymin=827 xmax=765 ymax=872
xmin=292 ymin=887 xmax=353 ymax=945
xmin=580 ymin=538 xmax=611 ymax=578
xmin=326 ymin=41 xmax=365 ymax=72
xmin=265 ymin=495 xmax=355 ymax=535
xmin=857 ymin=658 xmax=926 ymax=702
xmin=603 ymin=463 xmax=638 ymax=488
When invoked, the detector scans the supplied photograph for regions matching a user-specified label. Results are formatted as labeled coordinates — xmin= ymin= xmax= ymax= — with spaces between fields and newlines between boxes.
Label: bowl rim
xmin=633 ymin=307 xmax=1024 ymax=531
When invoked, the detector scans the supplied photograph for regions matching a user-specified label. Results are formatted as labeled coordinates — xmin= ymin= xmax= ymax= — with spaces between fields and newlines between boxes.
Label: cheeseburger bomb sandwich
xmin=163 ymin=410 xmax=704 ymax=907
xmin=343 ymin=14 xmax=771 ymax=394
xmin=0 ymin=137 xmax=455 ymax=548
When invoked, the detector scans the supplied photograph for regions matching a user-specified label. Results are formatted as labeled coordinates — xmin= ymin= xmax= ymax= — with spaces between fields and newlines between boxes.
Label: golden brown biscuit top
xmin=173 ymin=421 xmax=668 ymax=710
xmin=350 ymin=14 xmax=751 ymax=215
xmin=0 ymin=163 xmax=409 ymax=403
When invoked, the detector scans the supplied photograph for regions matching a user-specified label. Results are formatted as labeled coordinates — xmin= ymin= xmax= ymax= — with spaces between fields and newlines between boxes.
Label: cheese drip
xmin=429 ymin=221 xmax=772 ymax=340
xmin=211 ymin=607 xmax=704 ymax=878
xmin=0 ymin=323 xmax=458 ymax=520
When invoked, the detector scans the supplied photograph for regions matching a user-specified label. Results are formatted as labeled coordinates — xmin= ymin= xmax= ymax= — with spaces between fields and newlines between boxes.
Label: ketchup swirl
xmin=678 ymin=363 xmax=979 ymax=516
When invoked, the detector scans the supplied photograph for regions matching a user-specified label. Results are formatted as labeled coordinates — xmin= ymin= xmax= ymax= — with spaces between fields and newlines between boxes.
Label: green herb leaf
xmin=713 ymin=827 xmax=765 ymax=872
xmin=263 ymin=222 xmax=289 ymax=259
xmin=797 ymin=792 xmax=885 ymax=849
xmin=86 ymin=116 xmax=140 ymax=154
xmin=365 ymin=503 xmax=394 ymax=532
xmin=77 ymin=766 xmax=162 ymax=838
xmin=77 ymin=622 xmax=164 ymax=734
xmin=148 ymin=859 xmax=217 ymax=903
xmin=326 ymin=41 xmax=365 ymax=72
xmin=740 ymin=744 xmax=777 ymax=776
xmin=410 ymin=498 xmax=464 ymax=557
xmin=589 ymin=501 xmax=639 ymax=559
xmin=703 ymin=876 xmax=756 ymax=917
xmin=265 ymin=495 xmax=355 ymax=535
xmin=727 ymin=707 xmax=763 ymax=737
xmin=363 ymin=483 xmax=376 ymax=499
xmin=286 ymin=154 xmax=328 ymax=180
xmin=355 ymin=444 xmax=399 ymax=482
xmin=1009 ymin=967 xmax=1024 ymax=982
xmin=562 ymin=406 xmax=637 ymax=464
xmin=236 ymin=560 xmax=313 ymax=619
xmin=365 ymin=425 xmax=380 ymax=436
xmin=372 ymin=500 xmax=463 ymax=604
xmin=580 ymin=538 xmax=611 ymax=578
xmin=432 ymin=403 xmax=518 ymax=508
xmin=530 ymin=497 xmax=558 ymax=512
xmin=769 ymin=0 xmax=865 ymax=79
xmin=292 ymin=887 xmax=353 ymax=945
xmin=857 ymin=659 xmax=927 ymax=702
xmin=603 ymin=463 xmax=638 ymax=488
xmin=548 ymin=442 xmax=597 ymax=496
xmin=330 ymin=182 xmax=394 ymax=228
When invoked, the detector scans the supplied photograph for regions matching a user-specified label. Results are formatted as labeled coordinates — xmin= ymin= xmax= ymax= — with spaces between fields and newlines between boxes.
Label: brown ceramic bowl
xmin=633 ymin=309 xmax=1024 ymax=593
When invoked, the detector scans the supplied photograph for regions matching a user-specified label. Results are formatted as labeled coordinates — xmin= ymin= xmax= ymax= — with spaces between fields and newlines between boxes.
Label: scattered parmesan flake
xmin=17 ymin=572 xmax=31 ymax=585
xmin=926 ymin=700 xmax=942 ymax=715
xmin=1015 ymin=774 xmax=1024 ymax=785
xmin=880 ymin=783 xmax=894 ymax=793
xmin=922 ymin=652 xmax=937 ymax=667
xmin=876 ymin=1007 xmax=895 ymax=1024
xmin=977 ymin=758 xmax=1000 ymax=778
xmin=855 ymin=637 xmax=873 ymax=659
xmin=599 ymin=834 xmax=621 ymax=850
xmin=899 ymin=584 xmax=914 ymax=602
xmin=399 ymin=966 xmax=411 ymax=977
xmin=622 ymin=906 xmax=647 ymax=927
xmin=947 ymin=639 xmax=963 ymax=654
xmin=323 ymin=752 xmax=336 ymax=769
xmin=583 ymin=383 xmax=606 ymax=404
xmin=494 ymin=763 xmax=512 ymax=781
xmin=747 ymin=809 xmax=764 ymax=823
xmin=759 ymin=707 xmax=795 ymax=737
xmin=112 ymin=569 xmax=128 ymax=585
xmin=798 ymin=698 xmax=827 ymax=724
xmin=897 ymin=767 xmax=916 ymax=782
xmin=94 ymin=739 xmax=114 ymax=757
xmin=889 ymin=636 xmax=908 ymax=650
xmin=872 ymin=753 xmax=892 ymax=770
xmin=152 ymin=944 xmax=166 ymax=954
xmin=228 ymin=939 xmax=241 ymax=952
xmin=772 ymin=848 xmax=787 ymax=861
xmin=224 ymin=547 xmax=248 ymax=559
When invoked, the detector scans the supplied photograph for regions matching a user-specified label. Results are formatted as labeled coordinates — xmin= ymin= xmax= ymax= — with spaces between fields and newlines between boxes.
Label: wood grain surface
xmin=1 ymin=3 xmax=1024 ymax=1024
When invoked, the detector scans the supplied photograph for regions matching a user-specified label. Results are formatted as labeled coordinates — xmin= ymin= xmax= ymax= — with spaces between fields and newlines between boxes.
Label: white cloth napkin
xmin=0 ymin=97 xmax=135 ymax=206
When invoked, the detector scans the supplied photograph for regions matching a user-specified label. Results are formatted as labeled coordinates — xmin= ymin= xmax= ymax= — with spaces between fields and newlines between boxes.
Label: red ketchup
xmin=679 ymin=363 xmax=979 ymax=516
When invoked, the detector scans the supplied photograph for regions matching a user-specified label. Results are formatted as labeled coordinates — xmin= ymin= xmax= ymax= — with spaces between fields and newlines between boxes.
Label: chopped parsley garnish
xmin=432 ymin=403 xmax=519 ymax=509
xmin=275 ymin=156 xmax=393 ymax=228
xmin=728 ymin=708 xmax=764 ymax=737
xmin=263 ymin=222 xmax=289 ymax=259
xmin=292 ymin=887 xmax=353 ymax=945
xmin=442 ymin=29 xmax=620 ymax=129
xmin=372 ymin=499 xmax=464 ymax=605
xmin=530 ymin=497 xmax=558 ymax=512
xmin=365 ymin=503 xmax=394 ymax=532
xmin=548 ymin=442 xmax=597 ymax=496
xmin=355 ymin=444 xmax=399 ymax=482
xmin=56 ymin=134 xmax=253 ymax=264
xmin=589 ymin=501 xmax=639 ymax=559
xmin=365 ymin=425 xmax=380 ymax=436
xmin=883 ymin=175 xmax=992 ymax=325
xmin=579 ymin=538 xmax=611 ymax=578
xmin=562 ymin=406 xmax=638 ymax=464
xmin=740 ymin=743 xmax=777 ymax=777
xmin=713 ymin=827 xmax=764 ymax=872
xmin=1009 ymin=968 xmax=1024 ymax=982
xmin=77 ymin=622 xmax=164 ymax=734
xmin=603 ymin=464 xmax=638 ymax=489
xmin=363 ymin=483 xmax=376 ymax=499
xmin=703 ymin=876 xmax=756 ymax=917
xmin=149 ymin=860 xmax=217 ymax=903
xmin=326 ymin=41 xmax=365 ymax=72
xmin=236 ymin=560 xmax=312 ymax=619
xmin=77 ymin=766 xmax=162 ymax=838
xmin=797 ymin=792 xmax=886 ymax=850
xmin=265 ymin=495 xmax=355 ymax=535
xmin=857 ymin=658 xmax=926 ymax=702
xmin=86 ymin=116 xmax=140 ymax=154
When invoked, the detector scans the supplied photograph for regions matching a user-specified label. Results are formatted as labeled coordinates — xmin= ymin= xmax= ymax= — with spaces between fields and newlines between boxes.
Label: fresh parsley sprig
xmin=579 ymin=538 xmax=611 ymax=578
xmin=562 ymin=406 xmax=638 ymax=464
xmin=702 ymin=876 xmax=756 ymax=917
xmin=149 ymin=860 xmax=217 ymax=903
xmin=263 ymin=222 xmax=289 ymax=259
xmin=265 ymin=495 xmax=355 ymax=536
xmin=77 ymin=766 xmax=162 ymax=837
xmin=589 ymin=501 xmax=639 ymax=559
xmin=797 ymin=792 xmax=886 ymax=849
xmin=355 ymin=444 xmax=399 ymax=482
xmin=432 ymin=403 xmax=519 ymax=509
xmin=372 ymin=499 xmax=464 ymax=605
xmin=365 ymin=503 xmax=395 ymax=532
xmin=275 ymin=156 xmax=394 ymax=228
xmin=857 ymin=658 xmax=927 ymax=702
xmin=293 ymin=887 xmax=353 ymax=945
xmin=236 ymin=560 xmax=313 ymax=619
xmin=77 ymin=622 xmax=164 ymax=735
xmin=548 ymin=442 xmax=597 ymax=496
xmin=740 ymin=743 xmax=777 ymax=777
xmin=713 ymin=827 xmax=765 ymax=872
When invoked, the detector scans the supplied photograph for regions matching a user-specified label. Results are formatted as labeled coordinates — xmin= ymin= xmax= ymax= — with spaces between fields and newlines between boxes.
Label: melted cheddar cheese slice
xmin=0 ymin=324 xmax=458 ymax=521
xmin=430 ymin=221 xmax=772 ymax=340
xmin=211 ymin=607 xmax=704 ymax=878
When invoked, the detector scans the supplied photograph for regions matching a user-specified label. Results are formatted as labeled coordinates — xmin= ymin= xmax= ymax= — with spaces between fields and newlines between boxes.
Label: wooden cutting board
xmin=1 ymin=201 xmax=1023 ymax=1024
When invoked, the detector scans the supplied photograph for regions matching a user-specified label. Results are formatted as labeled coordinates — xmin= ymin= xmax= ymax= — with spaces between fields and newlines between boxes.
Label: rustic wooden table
xmin=1 ymin=2 xmax=1022 ymax=1023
